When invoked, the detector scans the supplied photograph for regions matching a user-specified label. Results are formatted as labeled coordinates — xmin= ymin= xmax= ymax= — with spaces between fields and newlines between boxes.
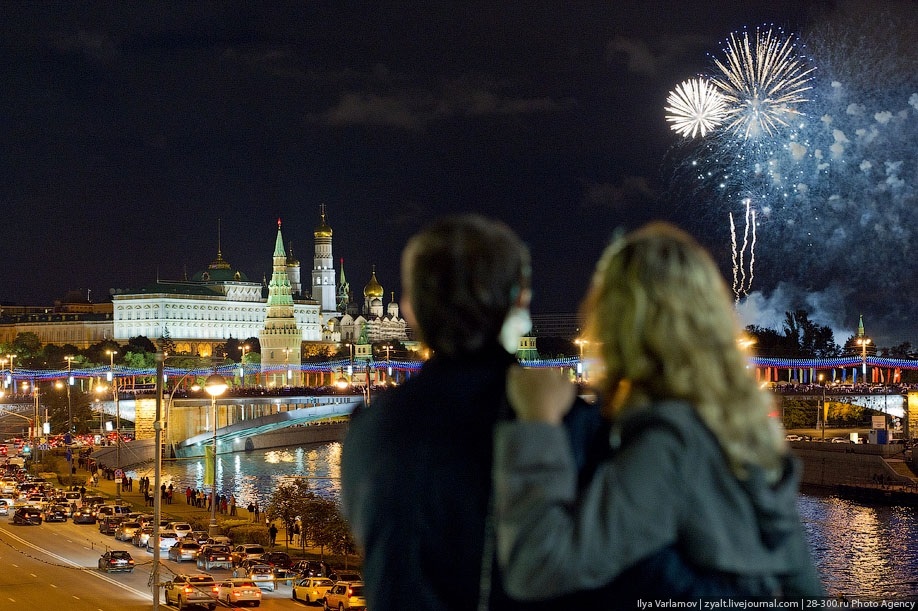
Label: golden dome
xmin=286 ymin=243 xmax=300 ymax=267
xmin=314 ymin=208 xmax=333 ymax=238
xmin=364 ymin=268 xmax=384 ymax=298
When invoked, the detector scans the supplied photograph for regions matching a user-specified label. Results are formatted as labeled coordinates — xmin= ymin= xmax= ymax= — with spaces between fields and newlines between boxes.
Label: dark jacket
xmin=342 ymin=344 xmax=566 ymax=610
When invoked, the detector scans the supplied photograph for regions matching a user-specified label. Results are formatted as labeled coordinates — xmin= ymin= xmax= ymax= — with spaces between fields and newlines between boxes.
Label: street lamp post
xmin=152 ymin=353 xmax=165 ymax=611
xmin=574 ymin=339 xmax=588 ymax=382
xmin=107 ymin=349 xmax=121 ymax=501
xmin=818 ymin=373 xmax=826 ymax=442
xmin=6 ymin=354 xmax=15 ymax=390
xmin=64 ymin=356 xmax=75 ymax=433
xmin=858 ymin=338 xmax=871 ymax=378
xmin=239 ymin=345 xmax=250 ymax=388
xmin=205 ymin=373 xmax=228 ymax=536
xmin=382 ymin=344 xmax=393 ymax=383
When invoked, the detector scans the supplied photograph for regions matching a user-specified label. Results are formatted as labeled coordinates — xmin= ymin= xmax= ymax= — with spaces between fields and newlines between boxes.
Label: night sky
xmin=2 ymin=1 xmax=915 ymax=346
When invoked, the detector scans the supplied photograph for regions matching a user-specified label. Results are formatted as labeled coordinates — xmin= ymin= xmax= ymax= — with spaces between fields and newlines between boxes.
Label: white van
xmin=64 ymin=491 xmax=82 ymax=509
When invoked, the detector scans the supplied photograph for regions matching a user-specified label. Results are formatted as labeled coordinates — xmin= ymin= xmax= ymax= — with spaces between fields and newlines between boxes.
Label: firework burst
xmin=711 ymin=27 xmax=815 ymax=139
xmin=665 ymin=78 xmax=727 ymax=138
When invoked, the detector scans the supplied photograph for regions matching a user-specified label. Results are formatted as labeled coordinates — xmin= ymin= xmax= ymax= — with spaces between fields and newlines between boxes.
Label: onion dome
xmin=314 ymin=207 xmax=333 ymax=238
xmin=286 ymin=243 xmax=300 ymax=267
xmin=364 ymin=267 xmax=384 ymax=298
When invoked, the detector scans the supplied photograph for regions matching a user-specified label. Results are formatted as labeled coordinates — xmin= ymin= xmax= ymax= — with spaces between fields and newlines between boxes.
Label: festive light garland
xmin=5 ymin=355 xmax=918 ymax=385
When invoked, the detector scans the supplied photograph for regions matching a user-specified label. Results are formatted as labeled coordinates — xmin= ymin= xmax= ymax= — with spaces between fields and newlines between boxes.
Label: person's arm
xmin=493 ymin=418 xmax=688 ymax=600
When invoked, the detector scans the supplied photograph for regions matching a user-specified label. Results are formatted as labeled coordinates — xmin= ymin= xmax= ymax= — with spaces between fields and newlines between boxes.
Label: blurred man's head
xmin=401 ymin=214 xmax=530 ymax=358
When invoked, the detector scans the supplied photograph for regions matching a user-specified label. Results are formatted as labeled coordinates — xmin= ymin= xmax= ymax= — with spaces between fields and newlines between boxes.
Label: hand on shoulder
xmin=506 ymin=365 xmax=577 ymax=425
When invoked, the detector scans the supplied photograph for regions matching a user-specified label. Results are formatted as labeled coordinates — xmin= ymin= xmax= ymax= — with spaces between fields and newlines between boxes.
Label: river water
xmin=125 ymin=441 xmax=918 ymax=599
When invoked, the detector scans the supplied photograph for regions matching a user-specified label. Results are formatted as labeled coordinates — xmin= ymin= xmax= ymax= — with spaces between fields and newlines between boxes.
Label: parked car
xmin=323 ymin=581 xmax=366 ymax=610
xmin=42 ymin=504 xmax=69 ymax=522
xmin=230 ymin=544 xmax=265 ymax=567
xmin=292 ymin=576 xmax=334 ymax=604
xmin=163 ymin=573 xmax=218 ymax=610
xmin=115 ymin=520 xmax=142 ymax=541
xmin=64 ymin=490 xmax=82 ymax=508
xmin=291 ymin=560 xmax=328 ymax=577
xmin=205 ymin=535 xmax=232 ymax=546
xmin=169 ymin=540 xmax=202 ymax=563
xmin=259 ymin=551 xmax=293 ymax=575
xmin=99 ymin=515 xmax=124 ymax=535
xmin=197 ymin=544 xmax=233 ymax=571
xmin=327 ymin=570 xmax=363 ymax=584
xmin=133 ymin=526 xmax=154 ymax=548
xmin=71 ymin=507 xmax=97 ymax=524
xmin=216 ymin=578 xmax=262 ymax=607
xmin=98 ymin=550 xmax=135 ymax=573
xmin=233 ymin=560 xmax=275 ymax=591
xmin=12 ymin=506 xmax=42 ymax=525
xmin=147 ymin=530 xmax=179 ymax=553
xmin=168 ymin=521 xmax=193 ymax=538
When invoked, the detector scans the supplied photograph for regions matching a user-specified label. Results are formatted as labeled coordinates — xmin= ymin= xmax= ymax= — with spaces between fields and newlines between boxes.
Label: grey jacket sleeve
xmin=493 ymin=421 xmax=685 ymax=600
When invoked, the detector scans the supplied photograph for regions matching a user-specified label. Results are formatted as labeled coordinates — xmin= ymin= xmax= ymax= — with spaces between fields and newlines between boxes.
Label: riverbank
xmin=39 ymin=454 xmax=362 ymax=571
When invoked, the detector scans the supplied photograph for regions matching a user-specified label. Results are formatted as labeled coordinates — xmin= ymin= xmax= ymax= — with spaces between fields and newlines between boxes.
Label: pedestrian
xmin=494 ymin=222 xmax=825 ymax=600
xmin=292 ymin=522 xmax=300 ymax=547
xmin=253 ymin=501 xmax=259 ymax=522
xmin=269 ymin=523 xmax=278 ymax=546
xmin=342 ymin=214 xmax=577 ymax=610
xmin=186 ymin=486 xmax=192 ymax=504
xmin=229 ymin=495 xmax=237 ymax=516
xmin=247 ymin=501 xmax=255 ymax=520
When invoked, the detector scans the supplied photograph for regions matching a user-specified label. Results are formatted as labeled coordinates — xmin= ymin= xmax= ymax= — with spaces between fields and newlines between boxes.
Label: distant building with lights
xmin=2 ymin=208 xmax=408 ymax=359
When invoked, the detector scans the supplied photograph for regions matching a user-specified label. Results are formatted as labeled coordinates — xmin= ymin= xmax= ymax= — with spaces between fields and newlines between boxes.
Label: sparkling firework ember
xmin=665 ymin=78 xmax=727 ymax=138
xmin=710 ymin=28 xmax=815 ymax=139
xmin=729 ymin=198 xmax=756 ymax=302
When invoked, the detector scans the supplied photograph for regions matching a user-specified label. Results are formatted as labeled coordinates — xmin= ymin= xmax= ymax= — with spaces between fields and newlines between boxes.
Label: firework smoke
xmin=665 ymin=2 xmax=918 ymax=345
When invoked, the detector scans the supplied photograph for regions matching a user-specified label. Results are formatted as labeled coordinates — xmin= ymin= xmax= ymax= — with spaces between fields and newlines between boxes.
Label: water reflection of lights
xmin=128 ymin=443 xmax=343 ymax=508
xmin=799 ymin=493 xmax=918 ymax=597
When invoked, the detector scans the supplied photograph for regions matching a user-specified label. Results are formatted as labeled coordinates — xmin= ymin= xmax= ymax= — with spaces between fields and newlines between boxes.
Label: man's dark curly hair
xmin=401 ymin=214 xmax=530 ymax=358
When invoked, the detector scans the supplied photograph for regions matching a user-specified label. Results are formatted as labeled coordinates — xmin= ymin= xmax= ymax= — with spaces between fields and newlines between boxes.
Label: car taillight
xmin=183 ymin=586 xmax=193 ymax=594
xmin=348 ymin=587 xmax=354 ymax=595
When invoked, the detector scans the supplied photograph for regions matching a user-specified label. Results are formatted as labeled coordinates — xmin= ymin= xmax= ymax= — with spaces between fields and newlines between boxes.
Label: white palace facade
xmin=109 ymin=208 xmax=406 ymax=358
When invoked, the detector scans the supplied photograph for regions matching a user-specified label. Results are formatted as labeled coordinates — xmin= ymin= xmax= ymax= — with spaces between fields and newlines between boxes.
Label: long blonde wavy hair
xmin=582 ymin=222 xmax=786 ymax=482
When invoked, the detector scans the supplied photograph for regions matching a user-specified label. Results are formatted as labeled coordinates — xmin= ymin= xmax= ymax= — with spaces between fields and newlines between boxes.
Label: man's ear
xmin=515 ymin=287 xmax=532 ymax=309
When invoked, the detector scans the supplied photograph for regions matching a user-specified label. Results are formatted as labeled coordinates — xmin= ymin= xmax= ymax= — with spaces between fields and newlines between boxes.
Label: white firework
xmin=730 ymin=198 xmax=757 ymax=301
xmin=711 ymin=27 xmax=815 ymax=139
xmin=665 ymin=78 xmax=727 ymax=138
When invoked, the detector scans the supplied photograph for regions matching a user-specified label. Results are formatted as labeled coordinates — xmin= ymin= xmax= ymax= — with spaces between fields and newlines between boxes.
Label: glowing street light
xmin=857 ymin=338 xmax=871 ymax=376
xmin=205 ymin=372 xmax=228 ymax=536
xmin=574 ymin=338 xmax=588 ymax=381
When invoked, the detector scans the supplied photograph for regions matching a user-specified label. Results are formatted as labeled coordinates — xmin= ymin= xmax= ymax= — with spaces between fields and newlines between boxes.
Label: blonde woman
xmin=493 ymin=222 xmax=823 ymax=600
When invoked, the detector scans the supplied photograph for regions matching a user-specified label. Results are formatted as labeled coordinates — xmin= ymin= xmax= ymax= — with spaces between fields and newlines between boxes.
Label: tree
xmin=265 ymin=479 xmax=315 ymax=549
xmin=127 ymin=336 xmax=157 ymax=354
xmin=85 ymin=340 xmax=122 ymax=366
xmin=4 ymin=332 xmax=43 ymax=367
